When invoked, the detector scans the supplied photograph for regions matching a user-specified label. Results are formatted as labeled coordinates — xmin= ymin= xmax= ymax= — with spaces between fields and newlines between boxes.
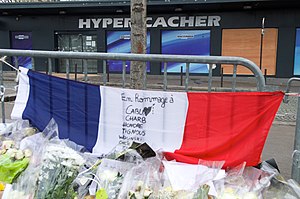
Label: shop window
xmin=106 ymin=31 xmax=150 ymax=72
xmin=161 ymin=30 xmax=210 ymax=73
xmin=222 ymin=28 xmax=278 ymax=75
xmin=11 ymin=32 xmax=32 ymax=69
xmin=57 ymin=34 xmax=97 ymax=73
xmin=294 ymin=28 xmax=300 ymax=75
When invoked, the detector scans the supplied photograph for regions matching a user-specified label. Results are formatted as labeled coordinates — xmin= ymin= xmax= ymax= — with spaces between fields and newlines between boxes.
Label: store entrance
xmin=57 ymin=34 xmax=98 ymax=73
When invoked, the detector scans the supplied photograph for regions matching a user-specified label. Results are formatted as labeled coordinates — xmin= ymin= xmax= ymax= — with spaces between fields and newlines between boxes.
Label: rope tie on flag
xmin=0 ymin=56 xmax=20 ymax=82
xmin=285 ymin=93 xmax=300 ymax=97
xmin=0 ymin=56 xmax=20 ymax=72
xmin=283 ymin=92 xmax=300 ymax=103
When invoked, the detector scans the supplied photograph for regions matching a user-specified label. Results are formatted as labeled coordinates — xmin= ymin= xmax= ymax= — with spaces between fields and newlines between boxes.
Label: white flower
xmin=143 ymin=188 xmax=153 ymax=198
xmin=44 ymin=151 xmax=57 ymax=162
xmin=24 ymin=149 xmax=32 ymax=158
xmin=0 ymin=149 xmax=6 ymax=155
xmin=43 ymin=172 xmax=49 ymax=180
xmin=14 ymin=150 xmax=24 ymax=160
xmin=2 ymin=140 xmax=15 ymax=150
xmin=98 ymin=170 xmax=118 ymax=182
xmin=242 ymin=192 xmax=258 ymax=199
xmin=24 ymin=127 xmax=36 ymax=136
xmin=68 ymin=171 xmax=74 ymax=177
xmin=6 ymin=148 xmax=18 ymax=158
xmin=44 ymin=144 xmax=85 ymax=167
xmin=61 ymin=160 xmax=73 ymax=168
xmin=47 ymin=162 xmax=56 ymax=170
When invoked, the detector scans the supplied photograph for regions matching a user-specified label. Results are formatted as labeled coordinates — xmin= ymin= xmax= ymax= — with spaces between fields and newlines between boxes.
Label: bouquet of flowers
xmin=0 ymin=139 xmax=32 ymax=184
xmin=72 ymin=142 xmax=157 ymax=199
xmin=214 ymin=163 xmax=262 ymax=199
xmin=73 ymin=158 xmax=135 ymax=199
xmin=118 ymin=156 xmax=162 ymax=199
xmin=3 ymin=120 xmax=55 ymax=199
xmin=259 ymin=161 xmax=300 ymax=199
xmin=156 ymin=184 xmax=212 ymax=199
xmin=95 ymin=159 xmax=134 ymax=199
xmin=4 ymin=119 xmax=87 ymax=199
xmin=0 ymin=120 xmax=36 ymax=185
xmin=0 ymin=120 xmax=37 ymax=144
xmin=34 ymin=142 xmax=85 ymax=199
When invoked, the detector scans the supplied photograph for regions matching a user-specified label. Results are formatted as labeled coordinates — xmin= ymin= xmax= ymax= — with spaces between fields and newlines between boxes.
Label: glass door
xmin=57 ymin=34 xmax=97 ymax=73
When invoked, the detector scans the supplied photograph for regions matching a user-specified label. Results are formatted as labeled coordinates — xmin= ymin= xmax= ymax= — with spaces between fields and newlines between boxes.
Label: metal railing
xmin=0 ymin=49 xmax=266 ymax=91
xmin=0 ymin=49 xmax=266 ymax=124
xmin=284 ymin=78 xmax=300 ymax=183
xmin=3 ymin=49 xmax=300 ymax=184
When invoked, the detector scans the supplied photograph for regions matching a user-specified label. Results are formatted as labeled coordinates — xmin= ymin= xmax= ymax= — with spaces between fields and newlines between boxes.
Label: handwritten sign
xmin=120 ymin=92 xmax=175 ymax=143
xmin=93 ymin=86 xmax=188 ymax=154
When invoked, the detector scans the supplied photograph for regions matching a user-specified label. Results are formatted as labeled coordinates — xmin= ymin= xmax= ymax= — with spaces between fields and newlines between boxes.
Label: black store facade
xmin=0 ymin=0 xmax=300 ymax=78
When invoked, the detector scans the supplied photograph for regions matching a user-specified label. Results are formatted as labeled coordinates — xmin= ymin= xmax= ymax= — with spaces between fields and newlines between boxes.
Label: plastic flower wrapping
xmin=0 ymin=119 xmax=299 ymax=199
xmin=0 ymin=120 xmax=36 ymax=185
xmin=33 ymin=143 xmax=86 ymax=199
xmin=1 ymin=119 xmax=93 ymax=199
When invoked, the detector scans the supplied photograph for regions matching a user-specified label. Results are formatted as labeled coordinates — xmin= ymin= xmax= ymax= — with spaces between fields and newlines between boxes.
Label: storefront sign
xmin=14 ymin=34 xmax=30 ymax=40
xmin=11 ymin=32 xmax=32 ymax=69
xmin=79 ymin=16 xmax=221 ymax=29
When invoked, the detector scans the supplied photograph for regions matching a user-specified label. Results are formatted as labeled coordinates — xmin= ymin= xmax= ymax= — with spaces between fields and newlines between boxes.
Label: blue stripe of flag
xmin=22 ymin=70 xmax=101 ymax=151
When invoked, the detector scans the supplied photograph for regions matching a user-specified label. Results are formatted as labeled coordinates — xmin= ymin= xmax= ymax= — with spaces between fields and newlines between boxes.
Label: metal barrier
xmin=3 ymin=49 xmax=300 ymax=184
xmin=284 ymin=77 xmax=300 ymax=182
xmin=0 ymin=49 xmax=266 ymax=89
xmin=0 ymin=49 xmax=266 ymax=124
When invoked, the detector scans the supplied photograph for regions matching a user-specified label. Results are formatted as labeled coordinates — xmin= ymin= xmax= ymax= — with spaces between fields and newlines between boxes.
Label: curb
xmin=273 ymin=120 xmax=296 ymax=126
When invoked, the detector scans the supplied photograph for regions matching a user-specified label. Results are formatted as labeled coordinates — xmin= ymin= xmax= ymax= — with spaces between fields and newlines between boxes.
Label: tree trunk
xmin=130 ymin=0 xmax=147 ymax=89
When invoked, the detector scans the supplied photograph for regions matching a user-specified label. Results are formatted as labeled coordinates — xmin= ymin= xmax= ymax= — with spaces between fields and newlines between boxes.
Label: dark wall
xmin=0 ymin=8 xmax=299 ymax=77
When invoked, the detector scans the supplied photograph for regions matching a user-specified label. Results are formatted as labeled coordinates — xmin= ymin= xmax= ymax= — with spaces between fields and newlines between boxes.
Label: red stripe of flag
xmin=165 ymin=91 xmax=284 ymax=168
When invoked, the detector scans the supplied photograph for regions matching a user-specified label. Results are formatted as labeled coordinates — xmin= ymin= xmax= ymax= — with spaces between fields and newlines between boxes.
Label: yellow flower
xmin=0 ymin=183 xmax=5 ymax=191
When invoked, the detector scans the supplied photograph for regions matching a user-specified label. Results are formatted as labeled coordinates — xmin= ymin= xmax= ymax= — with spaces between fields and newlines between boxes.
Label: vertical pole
xmin=0 ymin=62 xmax=5 ymax=123
xmin=48 ymin=58 xmax=52 ymax=75
xmin=220 ymin=67 xmax=224 ymax=88
xmin=75 ymin=63 xmax=78 ymax=81
xmin=66 ymin=59 xmax=70 ymax=79
xmin=259 ymin=17 xmax=265 ymax=70
xmin=103 ymin=60 xmax=107 ymax=85
xmin=163 ymin=62 xmax=167 ymax=91
xmin=232 ymin=64 xmax=237 ymax=92
xmin=31 ymin=57 xmax=35 ymax=70
xmin=14 ymin=56 xmax=19 ymax=85
xmin=208 ymin=64 xmax=213 ymax=92
xmin=106 ymin=63 xmax=110 ymax=82
xmin=143 ymin=62 xmax=147 ymax=90
xmin=83 ymin=59 xmax=88 ymax=82
xmin=80 ymin=34 xmax=84 ymax=75
xmin=185 ymin=63 xmax=190 ymax=92
xmin=13 ymin=56 xmax=18 ymax=70
xmin=292 ymin=97 xmax=300 ymax=183
xmin=180 ymin=66 xmax=183 ymax=86
xmin=122 ymin=61 xmax=126 ymax=88
xmin=264 ymin=68 xmax=267 ymax=85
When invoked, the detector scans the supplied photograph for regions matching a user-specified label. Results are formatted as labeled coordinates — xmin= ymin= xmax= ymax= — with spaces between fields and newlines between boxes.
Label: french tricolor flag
xmin=11 ymin=67 xmax=284 ymax=168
